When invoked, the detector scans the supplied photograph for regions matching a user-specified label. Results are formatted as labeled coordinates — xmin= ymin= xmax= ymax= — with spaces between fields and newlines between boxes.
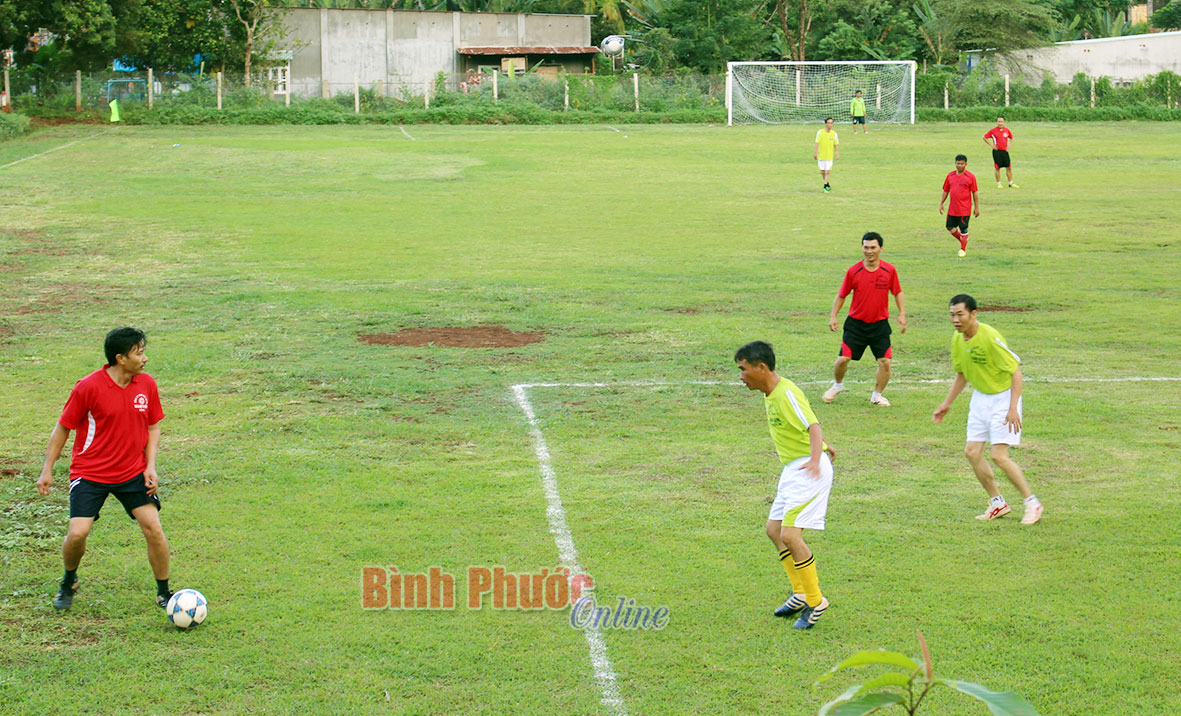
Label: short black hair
xmin=855 ymin=90 xmax=862 ymax=95
xmin=734 ymin=341 xmax=775 ymax=371
xmin=949 ymin=294 xmax=977 ymax=312
xmin=955 ymin=154 xmax=968 ymax=162
xmin=825 ymin=117 xmax=834 ymax=123
xmin=997 ymin=115 xmax=1005 ymax=121
xmin=862 ymin=231 xmax=883 ymax=247
xmin=105 ymin=327 xmax=146 ymax=365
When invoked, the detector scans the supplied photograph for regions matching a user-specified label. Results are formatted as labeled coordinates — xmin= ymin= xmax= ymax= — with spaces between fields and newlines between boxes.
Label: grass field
xmin=1 ymin=121 xmax=1179 ymax=716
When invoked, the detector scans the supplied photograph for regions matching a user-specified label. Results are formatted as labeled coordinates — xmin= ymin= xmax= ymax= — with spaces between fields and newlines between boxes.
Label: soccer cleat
xmin=156 ymin=590 xmax=175 ymax=610
xmin=1009 ymin=183 xmax=1020 ymax=189
xmin=997 ymin=182 xmax=1004 ymax=188
xmin=54 ymin=581 xmax=78 ymax=611
xmin=1020 ymin=504 xmax=1044 ymax=525
xmin=774 ymin=593 xmax=807 ymax=618
xmin=822 ymin=384 xmax=844 ymax=403
xmin=869 ymin=395 xmax=891 ymax=406
xmin=793 ymin=597 xmax=830 ymax=629
xmin=957 ymin=249 xmax=967 ymax=257
xmin=822 ymin=186 xmax=831 ymax=193
xmin=976 ymin=503 xmax=1011 ymax=521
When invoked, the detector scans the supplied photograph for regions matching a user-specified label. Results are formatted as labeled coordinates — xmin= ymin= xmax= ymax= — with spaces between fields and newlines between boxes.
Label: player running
xmin=932 ymin=295 xmax=1044 ymax=525
xmin=940 ymin=154 xmax=980 ymax=257
xmin=735 ymin=341 xmax=836 ymax=629
xmin=823 ymin=232 xmax=907 ymax=406
xmin=37 ymin=328 xmax=173 ymax=610
xmin=814 ymin=118 xmax=839 ymax=193
xmin=983 ymin=117 xmax=1018 ymax=188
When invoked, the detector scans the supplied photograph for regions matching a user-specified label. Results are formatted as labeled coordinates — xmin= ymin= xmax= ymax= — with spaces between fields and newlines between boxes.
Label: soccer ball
xmin=166 ymin=589 xmax=208 ymax=629
xmin=600 ymin=35 xmax=625 ymax=56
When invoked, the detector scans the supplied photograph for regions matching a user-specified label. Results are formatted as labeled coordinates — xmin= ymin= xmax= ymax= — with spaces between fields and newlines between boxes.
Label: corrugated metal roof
xmin=458 ymin=46 xmax=600 ymax=55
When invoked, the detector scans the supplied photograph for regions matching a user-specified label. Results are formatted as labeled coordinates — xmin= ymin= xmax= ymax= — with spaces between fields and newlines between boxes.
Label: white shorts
xmin=768 ymin=454 xmax=833 ymax=529
xmin=967 ymin=389 xmax=1022 ymax=445
xmin=817 ymin=160 xmax=834 ymax=171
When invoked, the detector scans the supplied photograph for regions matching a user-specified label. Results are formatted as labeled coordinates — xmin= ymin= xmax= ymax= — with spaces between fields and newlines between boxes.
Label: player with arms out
xmin=735 ymin=341 xmax=836 ymax=630
xmin=850 ymin=91 xmax=867 ymax=134
xmin=932 ymin=295 xmax=1044 ymax=525
xmin=940 ymin=154 xmax=980 ymax=257
xmin=814 ymin=118 xmax=839 ymax=193
xmin=983 ymin=117 xmax=1018 ymax=189
xmin=823 ymin=231 xmax=906 ymax=407
xmin=37 ymin=327 xmax=174 ymax=610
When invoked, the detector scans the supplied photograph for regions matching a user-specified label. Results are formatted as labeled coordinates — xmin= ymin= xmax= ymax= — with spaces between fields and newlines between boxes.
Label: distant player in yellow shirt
xmin=850 ymin=91 xmax=867 ymax=134
xmin=814 ymin=117 xmax=839 ymax=193
xmin=736 ymin=340 xmax=836 ymax=629
xmin=933 ymin=295 xmax=1044 ymax=525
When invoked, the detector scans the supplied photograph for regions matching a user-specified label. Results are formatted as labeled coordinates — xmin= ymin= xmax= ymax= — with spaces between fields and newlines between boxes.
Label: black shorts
xmin=68 ymin=473 xmax=161 ymax=521
xmin=946 ymin=214 xmax=971 ymax=233
xmin=992 ymin=149 xmax=1011 ymax=169
xmin=840 ymin=317 xmax=892 ymax=361
xmin=852 ymin=116 xmax=866 ymax=124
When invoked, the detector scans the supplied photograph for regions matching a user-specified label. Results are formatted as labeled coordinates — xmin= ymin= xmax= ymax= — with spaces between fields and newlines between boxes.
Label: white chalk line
xmin=606 ymin=126 xmax=622 ymax=133
xmin=399 ymin=126 xmax=416 ymax=141
xmin=511 ymin=385 xmax=627 ymax=716
xmin=516 ymin=376 xmax=1181 ymax=389
xmin=0 ymin=127 xmax=118 ymax=170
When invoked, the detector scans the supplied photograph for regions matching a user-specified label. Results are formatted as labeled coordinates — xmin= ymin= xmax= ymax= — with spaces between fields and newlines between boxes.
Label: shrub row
xmin=0 ymin=112 xmax=33 ymax=140
xmin=917 ymin=105 xmax=1181 ymax=121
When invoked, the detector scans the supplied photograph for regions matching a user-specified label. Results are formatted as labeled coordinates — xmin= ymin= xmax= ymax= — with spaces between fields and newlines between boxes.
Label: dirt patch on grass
xmin=980 ymin=304 xmax=1035 ymax=313
xmin=359 ymin=326 xmax=544 ymax=348
xmin=31 ymin=116 xmax=105 ymax=127
xmin=12 ymin=283 xmax=107 ymax=315
xmin=660 ymin=307 xmax=701 ymax=314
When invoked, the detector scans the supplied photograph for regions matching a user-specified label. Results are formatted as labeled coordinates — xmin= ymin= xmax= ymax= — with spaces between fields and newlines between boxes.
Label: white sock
xmin=833 ymin=382 xmax=844 ymax=389
xmin=989 ymin=495 xmax=1007 ymax=507
xmin=1024 ymin=494 xmax=1040 ymax=507
xmin=871 ymin=391 xmax=882 ymax=401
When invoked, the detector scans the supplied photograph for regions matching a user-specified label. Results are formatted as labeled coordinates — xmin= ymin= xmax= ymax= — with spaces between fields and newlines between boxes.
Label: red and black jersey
xmin=59 ymin=367 xmax=164 ymax=484
xmin=838 ymin=260 xmax=901 ymax=323
xmin=983 ymin=126 xmax=1013 ymax=151
xmin=943 ymin=170 xmax=978 ymax=216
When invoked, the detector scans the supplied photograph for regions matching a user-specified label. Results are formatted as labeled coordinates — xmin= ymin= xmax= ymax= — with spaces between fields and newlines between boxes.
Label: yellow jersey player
xmin=933 ymin=295 xmax=1044 ymax=524
xmin=814 ymin=118 xmax=839 ymax=193
xmin=735 ymin=340 xmax=836 ymax=629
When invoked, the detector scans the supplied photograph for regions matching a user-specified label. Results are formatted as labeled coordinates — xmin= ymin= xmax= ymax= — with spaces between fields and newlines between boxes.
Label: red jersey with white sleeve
xmin=58 ymin=367 xmax=164 ymax=484
xmin=983 ymin=126 xmax=1013 ymax=150
xmin=943 ymin=170 xmax=978 ymax=216
xmin=839 ymin=260 xmax=901 ymax=323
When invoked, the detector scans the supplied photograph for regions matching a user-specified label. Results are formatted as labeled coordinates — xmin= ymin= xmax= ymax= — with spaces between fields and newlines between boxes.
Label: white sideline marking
xmin=399 ymin=126 xmax=416 ymax=141
xmin=606 ymin=126 xmax=622 ymax=132
xmin=511 ymin=385 xmax=627 ymax=716
xmin=0 ymin=128 xmax=117 ymax=170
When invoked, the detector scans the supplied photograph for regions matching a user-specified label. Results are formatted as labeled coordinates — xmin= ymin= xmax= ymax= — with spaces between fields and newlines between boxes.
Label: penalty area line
xmin=0 ymin=127 xmax=119 ymax=171
xmin=511 ymin=385 xmax=627 ymax=716
xmin=399 ymin=126 xmax=417 ymax=141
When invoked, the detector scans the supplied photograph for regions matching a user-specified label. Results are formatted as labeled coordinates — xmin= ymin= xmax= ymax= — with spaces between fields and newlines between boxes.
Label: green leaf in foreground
xmin=936 ymin=679 xmax=1041 ymax=716
xmin=815 ymin=650 xmax=920 ymax=684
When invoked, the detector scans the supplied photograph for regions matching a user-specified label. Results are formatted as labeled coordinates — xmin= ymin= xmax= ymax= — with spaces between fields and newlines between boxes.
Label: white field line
xmin=0 ymin=128 xmax=118 ymax=170
xmin=399 ymin=126 xmax=416 ymax=141
xmin=511 ymin=385 xmax=627 ymax=716
xmin=606 ymin=126 xmax=622 ymax=132
xmin=516 ymin=376 xmax=1181 ymax=389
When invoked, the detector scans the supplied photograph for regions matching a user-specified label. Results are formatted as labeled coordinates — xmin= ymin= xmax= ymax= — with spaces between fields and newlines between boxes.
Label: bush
xmin=917 ymin=105 xmax=1181 ymax=121
xmin=0 ymin=112 xmax=33 ymax=139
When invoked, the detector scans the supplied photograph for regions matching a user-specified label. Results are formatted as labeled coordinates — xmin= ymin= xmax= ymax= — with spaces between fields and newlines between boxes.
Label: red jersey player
xmin=823 ymin=232 xmax=907 ymax=406
xmin=37 ymin=327 xmax=173 ymax=611
xmin=940 ymin=154 xmax=980 ymax=257
xmin=983 ymin=117 xmax=1018 ymax=189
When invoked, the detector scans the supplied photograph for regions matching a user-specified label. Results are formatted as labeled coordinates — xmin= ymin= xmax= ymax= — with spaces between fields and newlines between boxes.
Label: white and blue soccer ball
xmin=600 ymin=35 xmax=625 ymax=56
xmin=166 ymin=589 xmax=208 ymax=629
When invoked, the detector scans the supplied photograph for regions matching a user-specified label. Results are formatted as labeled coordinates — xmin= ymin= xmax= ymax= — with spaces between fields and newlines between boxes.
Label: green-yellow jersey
xmin=815 ymin=129 xmax=839 ymax=161
xmin=764 ymin=378 xmax=827 ymax=463
xmin=951 ymin=322 xmax=1021 ymax=394
xmin=851 ymin=97 xmax=866 ymax=116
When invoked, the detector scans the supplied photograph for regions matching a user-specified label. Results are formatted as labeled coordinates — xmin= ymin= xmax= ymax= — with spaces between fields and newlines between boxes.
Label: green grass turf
xmin=0 ymin=122 xmax=1179 ymax=715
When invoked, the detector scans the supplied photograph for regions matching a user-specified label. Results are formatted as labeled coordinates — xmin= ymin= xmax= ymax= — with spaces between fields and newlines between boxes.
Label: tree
xmin=226 ymin=0 xmax=287 ymax=87
xmin=814 ymin=0 xmax=918 ymax=60
xmin=1082 ymin=7 xmax=1134 ymax=36
xmin=664 ymin=0 xmax=770 ymax=73
xmin=774 ymin=0 xmax=815 ymax=61
xmin=912 ymin=0 xmax=958 ymax=65
xmin=1152 ymin=0 xmax=1181 ymax=29
xmin=937 ymin=0 xmax=1054 ymax=56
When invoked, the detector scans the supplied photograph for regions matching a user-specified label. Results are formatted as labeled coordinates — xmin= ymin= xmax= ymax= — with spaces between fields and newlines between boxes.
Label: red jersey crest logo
xmin=133 ymin=394 xmax=149 ymax=412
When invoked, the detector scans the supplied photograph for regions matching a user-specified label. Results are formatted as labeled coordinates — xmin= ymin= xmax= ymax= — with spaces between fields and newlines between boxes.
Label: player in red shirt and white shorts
xmin=940 ymin=154 xmax=980 ymax=257
xmin=983 ymin=117 xmax=1018 ymax=189
xmin=823 ymin=232 xmax=907 ymax=406
xmin=37 ymin=327 xmax=173 ymax=611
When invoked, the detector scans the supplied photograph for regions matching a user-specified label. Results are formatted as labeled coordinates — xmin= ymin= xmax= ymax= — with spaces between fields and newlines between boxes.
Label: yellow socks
xmin=794 ymin=555 xmax=823 ymax=607
xmin=778 ymin=548 xmax=804 ymax=594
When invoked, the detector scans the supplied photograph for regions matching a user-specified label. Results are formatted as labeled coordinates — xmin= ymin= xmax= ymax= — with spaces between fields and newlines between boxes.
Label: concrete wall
xmin=1007 ymin=31 xmax=1181 ymax=83
xmin=281 ymin=8 xmax=592 ymax=98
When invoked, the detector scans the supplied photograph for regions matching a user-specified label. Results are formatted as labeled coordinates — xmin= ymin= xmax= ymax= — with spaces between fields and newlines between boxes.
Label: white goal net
xmin=727 ymin=61 xmax=915 ymax=125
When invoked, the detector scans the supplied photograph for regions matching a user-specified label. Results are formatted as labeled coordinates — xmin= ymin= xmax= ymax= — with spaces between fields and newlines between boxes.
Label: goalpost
xmin=726 ymin=61 xmax=916 ymax=126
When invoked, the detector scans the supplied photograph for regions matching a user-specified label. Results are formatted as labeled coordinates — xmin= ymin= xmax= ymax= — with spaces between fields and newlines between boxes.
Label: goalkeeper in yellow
xmin=735 ymin=341 xmax=835 ymax=629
